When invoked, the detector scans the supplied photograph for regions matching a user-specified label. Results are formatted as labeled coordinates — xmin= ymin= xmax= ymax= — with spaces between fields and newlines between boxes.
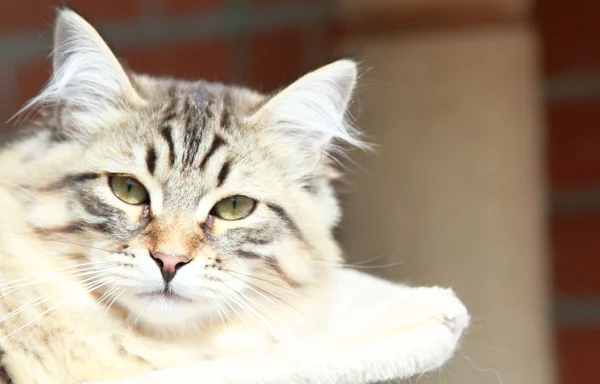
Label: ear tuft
xmin=14 ymin=8 xmax=141 ymax=132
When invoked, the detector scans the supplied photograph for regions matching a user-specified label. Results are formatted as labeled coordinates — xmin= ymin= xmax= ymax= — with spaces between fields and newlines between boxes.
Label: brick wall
xmin=0 ymin=0 xmax=340 ymax=133
xmin=537 ymin=0 xmax=600 ymax=383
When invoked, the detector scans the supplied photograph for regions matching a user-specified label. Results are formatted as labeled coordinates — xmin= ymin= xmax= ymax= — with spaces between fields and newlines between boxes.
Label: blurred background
xmin=0 ymin=0 xmax=597 ymax=383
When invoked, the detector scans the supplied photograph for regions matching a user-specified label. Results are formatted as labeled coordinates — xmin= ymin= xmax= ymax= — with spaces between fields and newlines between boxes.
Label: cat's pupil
xmin=126 ymin=180 xmax=134 ymax=193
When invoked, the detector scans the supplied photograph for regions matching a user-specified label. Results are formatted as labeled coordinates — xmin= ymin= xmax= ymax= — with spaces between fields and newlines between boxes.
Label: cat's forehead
xmin=116 ymin=77 xmax=271 ymax=211
xmin=135 ymin=76 xmax=265 ymax=121
xmin=129 ymin=77 xmax=265 ymax=153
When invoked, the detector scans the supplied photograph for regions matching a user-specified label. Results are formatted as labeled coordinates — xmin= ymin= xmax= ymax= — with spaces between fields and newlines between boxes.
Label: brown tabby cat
xmin=0 ymin=8 xmax=469 ymax=384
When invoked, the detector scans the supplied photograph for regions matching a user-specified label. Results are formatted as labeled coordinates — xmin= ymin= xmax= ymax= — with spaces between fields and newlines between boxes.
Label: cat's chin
xmin=118 ymin=291 xmax=217 ymax=327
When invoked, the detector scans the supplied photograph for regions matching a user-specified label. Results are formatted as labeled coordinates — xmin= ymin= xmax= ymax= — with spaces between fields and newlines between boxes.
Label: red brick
xmin=557 ymin=328 xmax=600 ymax=384
xmin=324 ymin=19 xmax=348 ymax=58
xmin=0 ymin=66 xmax=20 ymax=135
xmin=0 ymin=0 xmax=138 ymax=35
xmin=250 ymin=27 xmax=307 ymax=92
xmin=547 ymin=102 xmax=600 ymax=188
xmin=122 ymin=39 xmax=229 ymax=82
xmin=166 ymin=0 xmax=223 ymax=14
xmin=552 ymin=211 xmax=600 ymax=297
xmin=536 ymin=0 xmax=600 ymax=76
xmin=18 ymin=61 xmax=51 ymax=107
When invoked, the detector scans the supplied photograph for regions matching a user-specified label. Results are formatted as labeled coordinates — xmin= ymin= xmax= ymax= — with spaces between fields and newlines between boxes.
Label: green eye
xmin=109 ymin=175 xmax=149 ymax=205
xmin=212 ymin=195 xmax=257 ymax=220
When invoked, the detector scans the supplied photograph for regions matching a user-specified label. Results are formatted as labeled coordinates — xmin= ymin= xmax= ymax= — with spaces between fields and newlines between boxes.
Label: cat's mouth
xmin=138 ymin=289 xmax=192 ymax=303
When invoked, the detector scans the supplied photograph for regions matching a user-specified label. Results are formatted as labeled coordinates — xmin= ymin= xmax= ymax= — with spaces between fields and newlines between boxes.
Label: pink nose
xmin=150 ymin=252 xmax=191 ymax=284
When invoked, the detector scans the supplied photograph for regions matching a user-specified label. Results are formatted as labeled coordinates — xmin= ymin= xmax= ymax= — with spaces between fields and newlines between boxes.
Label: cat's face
xmin=40 ymin=83 xmax=344 ymax=326
xmin=3 ymin=10 xmax=365 ymax=328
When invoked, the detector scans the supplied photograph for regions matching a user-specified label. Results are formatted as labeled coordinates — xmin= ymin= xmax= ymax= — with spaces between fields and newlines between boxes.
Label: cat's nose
xmin=150 ymin=252 xmax=191 ymax=284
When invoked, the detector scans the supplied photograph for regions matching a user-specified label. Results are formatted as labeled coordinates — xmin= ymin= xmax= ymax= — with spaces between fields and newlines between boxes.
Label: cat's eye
xmin=211 ymin=195 xmax=257 ymax=221
xmin=109 ymin=175 xmax=149 ymax=205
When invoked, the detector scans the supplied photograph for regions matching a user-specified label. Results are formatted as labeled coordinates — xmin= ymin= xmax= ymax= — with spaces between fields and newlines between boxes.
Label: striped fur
xmin=0 ymin=8 xmax=469 ymax=384
xmin=0 ymin=7 xmax=356 ymax=383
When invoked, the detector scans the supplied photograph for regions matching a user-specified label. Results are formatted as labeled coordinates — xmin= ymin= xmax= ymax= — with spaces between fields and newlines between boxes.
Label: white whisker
xmin=2 ymin=276 xmax=113 ymax=341
xmin=97 ymin=285 xmax=120 ymax=306
xmin=102 ymin=287 xmax=125 ymax=317
xmin=0 ymin=273 xmax=111 ymax=324
xmin=0 ymin=182 xmax=42 ymax=203
xmin=231 ymin=279 xmax=306 ymax=330
xmin=223 ymin=271 xmax=305 ymax=316
xmin=219 ymin=281 xmax=284 ymax=342
xmin=207 ymin=296 xmax=227 ymax=326
xmin=219 ymin=290 xmax=251 ymax=331
xmin=0 ymin=228 xmax=119 ymax=254
xmin=0 ymin=265 xmax=118 ymax=298
xmin=221 ymin=269 xmax=302 ymax=296
xmin=92 ymin=284 xmax=121 ymax=327
xmin=0 ymin=261 xmax=118 ymax=290
xmin=311 ymin=259 xmax=405 ymax=270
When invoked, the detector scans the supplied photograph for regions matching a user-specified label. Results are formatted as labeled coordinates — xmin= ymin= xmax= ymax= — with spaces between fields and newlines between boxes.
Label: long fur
xmin=0 ymin=8 xmax=469 ymax=384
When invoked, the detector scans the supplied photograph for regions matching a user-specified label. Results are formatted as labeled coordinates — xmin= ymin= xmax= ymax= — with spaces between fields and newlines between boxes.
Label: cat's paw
xmin=384 ymin=286 xmax=470 ymax=372
xmin=420 ymin=287 xmax=469 ymax=339
xmin=391 ymin=286 xmax=468 ymax=333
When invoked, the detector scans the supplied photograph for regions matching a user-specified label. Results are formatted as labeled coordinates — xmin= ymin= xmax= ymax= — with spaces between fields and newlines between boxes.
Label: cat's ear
xmin=20 ymin=8 xmax=142 ymax=133
xmin=251 ymin=60 xmax=368 ymax=164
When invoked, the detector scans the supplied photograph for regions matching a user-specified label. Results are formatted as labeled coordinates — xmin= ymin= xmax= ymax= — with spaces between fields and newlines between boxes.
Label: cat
xmin=0 ymin=8 xmax=469 ymax=384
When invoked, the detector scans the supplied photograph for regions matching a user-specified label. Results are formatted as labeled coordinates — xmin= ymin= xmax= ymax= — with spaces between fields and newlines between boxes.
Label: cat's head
xmin=3 ymin=9 xmax=366 ymax=329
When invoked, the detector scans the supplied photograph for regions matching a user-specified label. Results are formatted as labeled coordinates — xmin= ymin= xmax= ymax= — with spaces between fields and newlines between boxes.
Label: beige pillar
xmin=335 ymin=4 xmax=555 ymax=384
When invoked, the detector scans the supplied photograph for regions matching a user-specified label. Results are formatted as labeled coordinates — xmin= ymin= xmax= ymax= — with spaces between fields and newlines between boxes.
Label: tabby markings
xmin=146 ymin=146 xmax=157 ymax=175
xmin=216 ymin=161 xmax=230 ymax=187
xmin=160 ymin=126 xmax=175 ymax=167
xmin=199 ymin=135 xmax=225 ymax=171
